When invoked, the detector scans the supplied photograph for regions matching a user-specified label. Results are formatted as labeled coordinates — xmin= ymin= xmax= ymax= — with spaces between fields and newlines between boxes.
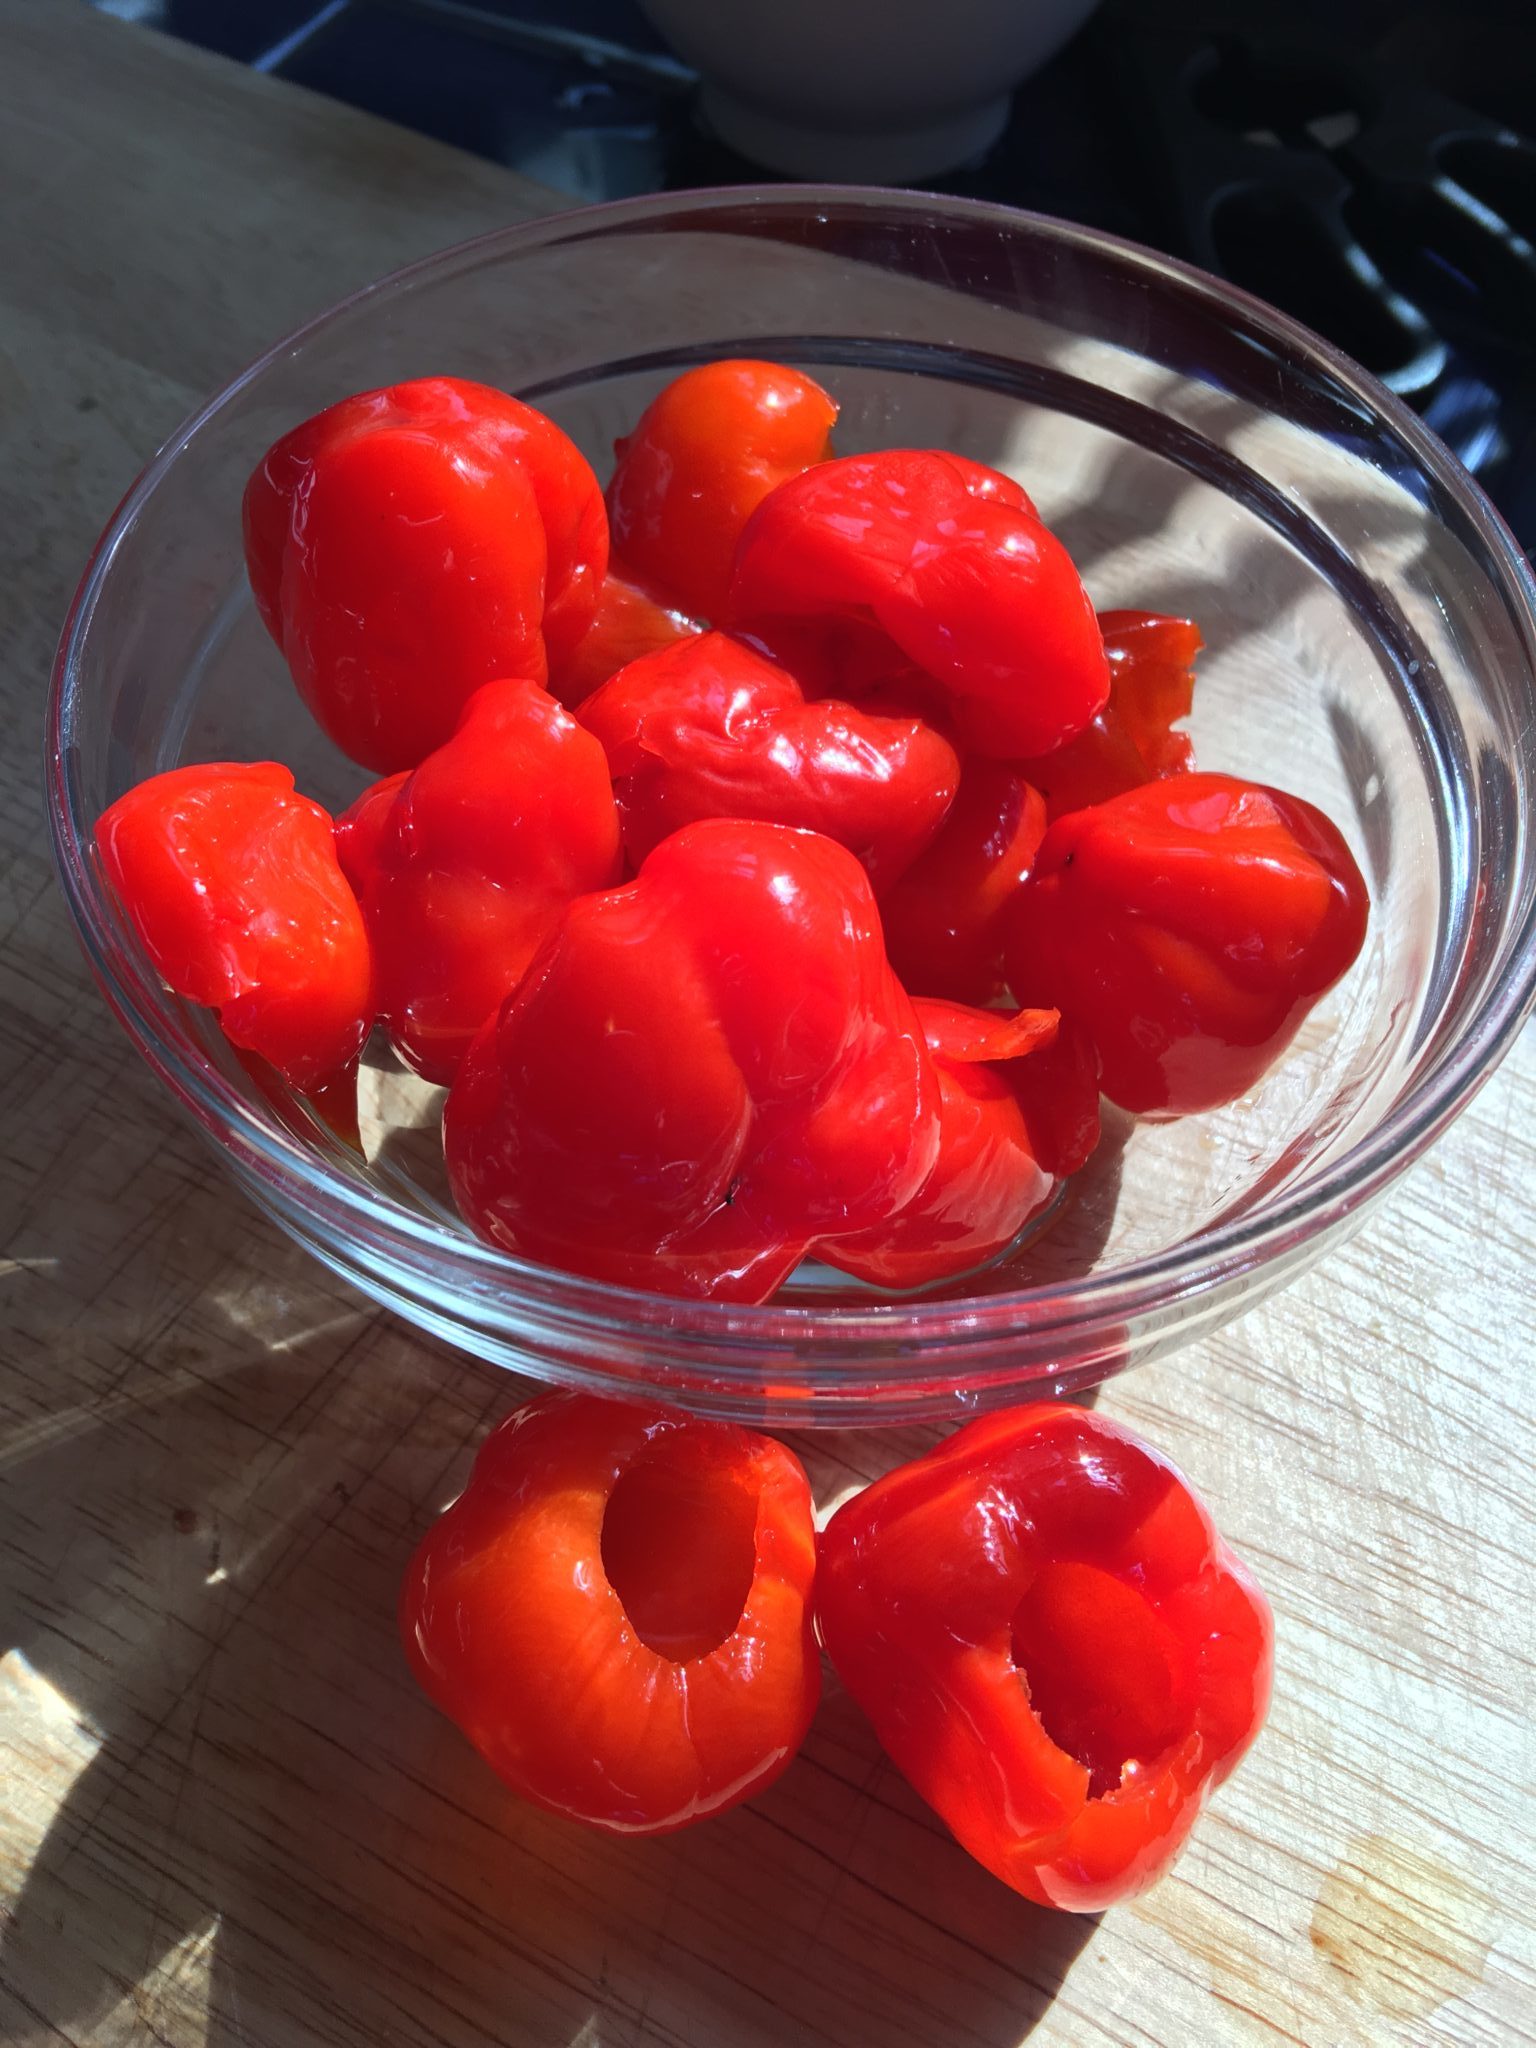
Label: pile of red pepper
xmin=401 ymin=1390 xmax=1273 ymax=1912
xmin=90 ymin=360 xmax=1335 ymax=1911
xmin=96 ymin=359 xmax=1369 ymax=1303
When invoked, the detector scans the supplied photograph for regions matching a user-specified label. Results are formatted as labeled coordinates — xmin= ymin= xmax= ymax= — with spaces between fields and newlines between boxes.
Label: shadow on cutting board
xmin=0 ymin=1210 xmax=1097 ymax=2048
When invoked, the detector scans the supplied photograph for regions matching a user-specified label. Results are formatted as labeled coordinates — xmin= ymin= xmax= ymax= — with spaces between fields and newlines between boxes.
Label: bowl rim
xmin=45 ymin=183 xmax=1536 ymax=1365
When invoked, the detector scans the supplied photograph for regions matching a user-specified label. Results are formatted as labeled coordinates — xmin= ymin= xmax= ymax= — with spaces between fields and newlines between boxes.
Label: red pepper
xmin=444 ymin=819 xmax=940 ymax=1301
xmin=738 ymin=458 xmax=1035 ymax=706
xmin=401 ymin=1392 xmax=820 ymax=1835
xmin=729 ymin=450 xmax=1109 ymax=757
xmin=1100 ymin=611 xmax=1201 ymax=779
xmin=606 ymin=358 xmax=837 ymax=622
xmin=939 ymin=453 xmax=1039 ymax=515
xmin=1004 ymin=772 xmax=1370 ymax=1114
xmin=545 ymin=568 xmax=702 ymax=708
xmin=878 ymin=762 xmax=1048 ymax=1005
xmin=739 ymin=613 xmax=928 ymax=706
xmin=335 ymin=679 xmax=622 ymax=1085
xmin=576 ymin=629 xmax=961 ymax=887
xmin=330 ymin=769 xmax=407 ymax=891
xmin=815 ymin=1403 xmax=1274 ymax=1911
xmin=876 ymin=617 xmax=1199 ymax=1004
xmin=1006 ymin=1013 xmax=1103 ymax=1180
xmin=243 ymin=377 xmax=607 ymax=772
xmin=1016 ymin=611 xmax=1201 ymax=822
xmin=95 ymin=762 xmax=371 ymax=1090
xmin=820 ymin=1001 xmax=1069 ymax=1291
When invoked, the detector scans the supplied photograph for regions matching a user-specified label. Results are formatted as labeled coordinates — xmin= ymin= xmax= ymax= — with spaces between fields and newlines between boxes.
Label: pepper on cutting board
xmin=400 ymin=1391 xmax=821 ymax=1835
xmin=815 ymin=1401 xmax=1274 ymax=1911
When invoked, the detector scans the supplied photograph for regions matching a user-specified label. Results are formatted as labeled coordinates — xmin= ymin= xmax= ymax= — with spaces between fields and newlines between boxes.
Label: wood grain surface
xmin=2 ymin=6 xmax=1533 ymax=2044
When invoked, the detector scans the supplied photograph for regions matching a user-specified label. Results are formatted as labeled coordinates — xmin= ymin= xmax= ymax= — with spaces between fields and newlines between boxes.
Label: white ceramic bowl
xmin=637 ymin=0 xmax=1104 ymax=179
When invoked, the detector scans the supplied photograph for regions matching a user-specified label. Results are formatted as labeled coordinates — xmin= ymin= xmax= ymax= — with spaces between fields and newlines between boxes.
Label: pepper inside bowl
xmin=48 ymin=189 xmax=1536 ymax=1424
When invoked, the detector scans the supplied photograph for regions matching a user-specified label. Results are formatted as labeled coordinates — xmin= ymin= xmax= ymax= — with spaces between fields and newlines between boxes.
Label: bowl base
xmin=699 ymin=84 xmax=1011 ymax=182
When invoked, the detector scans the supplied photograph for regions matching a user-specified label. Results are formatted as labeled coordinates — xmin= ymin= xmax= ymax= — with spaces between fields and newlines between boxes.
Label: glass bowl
xmin=47 ymin=189 xmax=1536 ymax=1426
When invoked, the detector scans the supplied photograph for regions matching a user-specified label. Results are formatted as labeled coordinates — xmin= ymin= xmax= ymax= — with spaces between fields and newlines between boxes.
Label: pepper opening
xmin=1010 ymin=1561 xmax=1187 ymax=1798
xmin=602 ymin=1449 xmax=757 ymax=1661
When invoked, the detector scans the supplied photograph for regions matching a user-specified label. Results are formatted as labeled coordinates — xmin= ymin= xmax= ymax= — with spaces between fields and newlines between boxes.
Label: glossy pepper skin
xmin=1016 ymin=611 xmax=1201 ymax=822
xmin=444 ymin=819 xmax=940 ymax=1302
xmin=1004 ymin=772 xmax=1370 ymax=1116
xmin=335 ymin=679 xmax=622 ymax=1085
xmin=545 ymin=568 xmax=702 ymax=708
xmin=728 ymin=450 xmax=1109 ymax=758
xmin=606 ymin=358 xmax=837 ymax=623
xmin=1005 ymin=1014 xmax=1103 ymax=1181
xmin=879 ymin=762 xmax=1048 ymax=1006
xmin=243 ymin=377 xmax=607 ymax=773
xmin=1100 ymin=612 xmax=1201 ymax=779
xmin=401 ymin=1392 xmax=820 ymax=1835
xmin=739 ymin=458 xmax=1036 ymax=705
xmin=816 ymin=1403 xmax=1274 ymax=1911
xmin=577 ymin=630 xmax=962 ymax=888
xmin=95 ymin=762 xmax=372 ymax=1091
xmin=821 ymin=1001 xmax=1065 ymax=1291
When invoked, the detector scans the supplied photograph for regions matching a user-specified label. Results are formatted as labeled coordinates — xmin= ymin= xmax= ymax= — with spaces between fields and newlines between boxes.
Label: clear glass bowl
xmin=47 ymin=189 xmax=1536 ymax=1425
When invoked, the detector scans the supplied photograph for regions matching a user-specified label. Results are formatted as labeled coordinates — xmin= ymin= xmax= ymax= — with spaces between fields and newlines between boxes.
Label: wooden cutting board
xmin=1 ymin=6 xmax=1532 ymax=2043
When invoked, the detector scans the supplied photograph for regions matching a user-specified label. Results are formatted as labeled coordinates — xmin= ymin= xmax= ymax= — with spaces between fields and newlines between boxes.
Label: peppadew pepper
xmin=821 ymin=1000 xmax=1080 ymax=1291
xmin=816 ymin=1403 xmax=1273 ymax=1911
xmin=1100 ymin=611 xmax=1201 ymax=779
xmin=335 ymin=678 xmax=622 ymax=1085
xmin=443 ymin=819 xmax=940 ymax=1302
xmin=577 ymin=629 xmax=961 ymax=887
xmin=878 ymin=762 xmax=1048 ymax=1006
xmin=1015 ymin=611 xmax=1201 ymax=821
xmin=735 ymin=457 xmax=1034 ymax=706
xmin=606 ymin=358 xmax=837 ymax=622
xmin=96 ymin=762 xmax=371 ymax=1091
xmin=729 ymin=450 xmax=1109 ymax=758
xmin=401 ymin=1392 xmax=820 ymax=1835
xmin=188 ymin=357 xmax=1371 ymax=1313
xmin=546 ymin=568 xmax=702 ymax=708
xmin=1004 ymin=771 xmax=1370 ymax=1114
xmin=243 ymin=376 xmax=607 ymax=771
